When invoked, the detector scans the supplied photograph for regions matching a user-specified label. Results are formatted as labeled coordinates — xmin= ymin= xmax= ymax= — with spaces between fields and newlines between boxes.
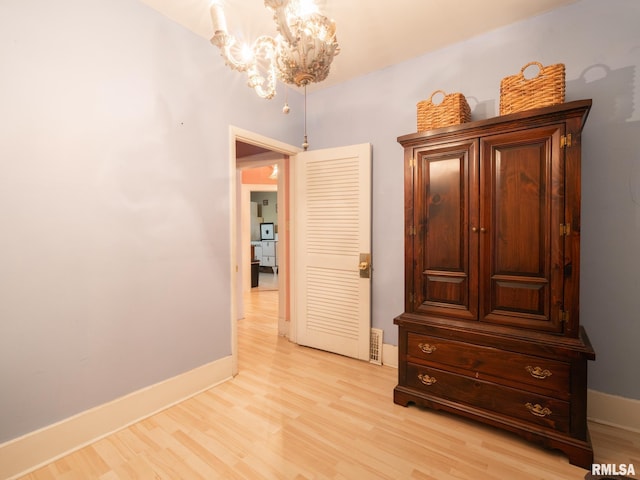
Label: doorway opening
xmin=229 ymin=126 xmax=301 ymax=375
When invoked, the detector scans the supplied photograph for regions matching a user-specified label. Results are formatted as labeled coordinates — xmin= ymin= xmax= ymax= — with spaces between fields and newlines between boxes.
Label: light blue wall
xmin=0 ymin=0 xmax=302 ymax=443
xmin=307 ymin=0 xmax=640 ymax=400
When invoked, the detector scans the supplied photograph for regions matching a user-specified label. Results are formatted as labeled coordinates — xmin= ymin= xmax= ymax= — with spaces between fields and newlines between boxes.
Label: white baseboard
xmin=383 ymin=343 xmax=398 ymax=368
xmin=588 ymin=389 xmax=640 ymax=433
xmin=0 ymin=356 xmax=233 ymax=480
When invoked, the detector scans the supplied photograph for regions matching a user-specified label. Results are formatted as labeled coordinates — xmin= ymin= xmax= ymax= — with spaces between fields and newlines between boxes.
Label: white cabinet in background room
xmin=251 ymin=239 xmax=278 ymax=273
xmin=261 ymin=241 xmax=277 ymax=269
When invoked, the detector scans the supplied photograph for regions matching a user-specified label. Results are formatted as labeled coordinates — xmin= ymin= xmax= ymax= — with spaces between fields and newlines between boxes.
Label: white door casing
xmin=292 ymin=143 xmax=372 ymax=360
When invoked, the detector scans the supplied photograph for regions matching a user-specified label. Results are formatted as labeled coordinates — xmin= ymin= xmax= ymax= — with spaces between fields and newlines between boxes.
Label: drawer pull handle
xmin=418 ymin=343 xmax=437 ymax=354
xmin=418 ymin=373 xmax=437 ymax=386
xmin=525 ymin=402 xmax=552 ymax=418
xmin=525 ymin=366 xmax=553 ymax=379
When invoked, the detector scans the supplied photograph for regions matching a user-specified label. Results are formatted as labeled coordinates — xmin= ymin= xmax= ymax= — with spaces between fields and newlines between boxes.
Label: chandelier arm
xmin=247 ymin=36 xmax=278 ymax=99
xmin=265 ymin=0 xmax=298 ymax=46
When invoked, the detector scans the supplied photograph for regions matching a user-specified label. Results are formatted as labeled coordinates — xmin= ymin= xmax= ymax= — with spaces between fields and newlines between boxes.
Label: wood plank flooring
xmin=20 ymin=289 xmax=639 ymax=479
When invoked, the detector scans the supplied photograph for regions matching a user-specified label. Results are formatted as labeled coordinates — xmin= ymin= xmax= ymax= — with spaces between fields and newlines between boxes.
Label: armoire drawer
xmin=406 ymin=362 xmax=570 ymax=433
xmin=407 ymin=333 xmax=570 ymax=395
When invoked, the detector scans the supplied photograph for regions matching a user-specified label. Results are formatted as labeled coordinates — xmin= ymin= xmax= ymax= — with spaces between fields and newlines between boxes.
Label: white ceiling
xmin=139 ymin=0 xmax=577 ymax=92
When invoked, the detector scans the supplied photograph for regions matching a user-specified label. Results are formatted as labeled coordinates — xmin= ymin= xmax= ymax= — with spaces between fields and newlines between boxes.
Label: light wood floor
xmin=20 ymin=289 xmax=639 ymax=479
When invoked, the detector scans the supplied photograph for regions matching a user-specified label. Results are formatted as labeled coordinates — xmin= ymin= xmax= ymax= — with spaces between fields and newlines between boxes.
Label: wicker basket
xmin=417 ymin=90 xmax=471 ymax=132
xmin=499 ymin=61 xmax=565 ymax=115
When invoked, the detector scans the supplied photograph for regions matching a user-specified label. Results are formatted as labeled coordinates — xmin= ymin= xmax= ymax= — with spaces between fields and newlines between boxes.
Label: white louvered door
xmin=293 ymin=143 xmax=372 ymax=360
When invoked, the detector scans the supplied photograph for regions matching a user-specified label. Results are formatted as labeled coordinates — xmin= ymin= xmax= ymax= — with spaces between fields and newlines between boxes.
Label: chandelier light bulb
xmin=241 ymin=44 xmax=254 ymax=63
xmin=294 ymin=0 xmax=319 ymax=17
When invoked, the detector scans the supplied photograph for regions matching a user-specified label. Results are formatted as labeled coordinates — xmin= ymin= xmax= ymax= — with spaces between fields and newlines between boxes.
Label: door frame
xmin=229 ymin=126 xmax=301 ymax=375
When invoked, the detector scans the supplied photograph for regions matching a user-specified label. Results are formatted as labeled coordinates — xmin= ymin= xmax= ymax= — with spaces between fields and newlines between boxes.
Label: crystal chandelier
xmin=209 ymin=0 xmax=340 ymax=101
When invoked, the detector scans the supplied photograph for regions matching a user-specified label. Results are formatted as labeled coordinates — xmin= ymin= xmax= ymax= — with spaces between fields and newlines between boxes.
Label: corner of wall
xmin=588 ymin=389 xmax=640 ymax=433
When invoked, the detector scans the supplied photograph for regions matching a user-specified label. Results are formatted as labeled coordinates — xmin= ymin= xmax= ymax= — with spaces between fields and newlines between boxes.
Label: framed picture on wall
xmin=260 ymin=222 xmax=275 ymax=240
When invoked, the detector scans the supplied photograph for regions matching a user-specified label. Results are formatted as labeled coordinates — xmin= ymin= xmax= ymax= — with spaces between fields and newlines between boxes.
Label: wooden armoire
xmin=394 ymin=100 xmax=595 ymax=468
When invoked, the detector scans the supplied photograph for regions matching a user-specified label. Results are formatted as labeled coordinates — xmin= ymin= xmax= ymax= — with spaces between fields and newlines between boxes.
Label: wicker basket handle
xmin=428 ymin=90 xmax=448 ymax=105
xmin=520 ymin=61 xmax=544 ymax=80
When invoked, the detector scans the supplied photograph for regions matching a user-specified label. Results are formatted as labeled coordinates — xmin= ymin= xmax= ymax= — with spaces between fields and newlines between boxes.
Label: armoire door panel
xmin=424 ymin=271 xmax=467 ymax=305
xmin=414 ymin=142 xmax=478 ymax=320
xmin=480 ymin=126 xmax=564 ymax=332
xmin=493 ymin=142 xmax=546 ymax=275
xmin=493 ymin=277 xmax=546 ymax=313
